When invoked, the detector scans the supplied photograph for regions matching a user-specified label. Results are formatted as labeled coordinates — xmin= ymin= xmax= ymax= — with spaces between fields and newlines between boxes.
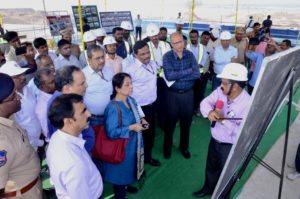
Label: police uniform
xmin=0 ymin=117 xmax=42 ymax=199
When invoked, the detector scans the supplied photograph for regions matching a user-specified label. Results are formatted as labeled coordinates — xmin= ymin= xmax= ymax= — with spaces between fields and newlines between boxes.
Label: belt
xmin=168 ymin=88 xmax=192 ymax=94
xmin=213 ymin=138 xmax=233 ymax=146
xmin=1 ymin=177 xmax=39 ymax=198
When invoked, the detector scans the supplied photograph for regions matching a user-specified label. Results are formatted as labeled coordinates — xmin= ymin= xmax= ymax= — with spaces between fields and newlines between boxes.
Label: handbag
xmin=92 ymin=101 xmax=128 ymax=164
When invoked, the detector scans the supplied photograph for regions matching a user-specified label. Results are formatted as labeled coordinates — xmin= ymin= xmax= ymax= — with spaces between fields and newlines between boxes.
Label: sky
xmin=0 ymin=0 xmax=299 ymax=12
xmin=1 ymin=0 xmax=299 ymax=24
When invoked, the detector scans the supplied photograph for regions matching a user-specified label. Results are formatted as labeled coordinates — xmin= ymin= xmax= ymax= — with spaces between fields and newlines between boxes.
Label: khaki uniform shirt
xmin=230 ymin=38 xmax=248 ymax=64
xmin=0 ymin=117 xmax=42 ymax=199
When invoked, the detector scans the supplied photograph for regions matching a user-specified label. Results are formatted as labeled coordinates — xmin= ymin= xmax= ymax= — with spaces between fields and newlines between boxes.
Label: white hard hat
xmin=220 ymin=31 xmax=232 ymax=40
xmin=176 ymin=19 xmax=184 ymax=25
xmin=103 ymin=36 xmax=117 ymax=46
xmin=0 ymin=61 xmax=29 ymax=77
xmin=209 ymin=23 xmax=221 ymax=30
xmin=217 ymin=63 xmax=248 ymax=81
xmin=120 ymin=21 xmax=133 ymax=30
xmin=83 ymin=31 xmax=96 ymax=42
xmin=146 ymin=23 xmax=159 ymax=37
xmin=93 ymin=28 xmax=106 ymax=37
xmin=211 ymin=28 xmax=220 ymax=38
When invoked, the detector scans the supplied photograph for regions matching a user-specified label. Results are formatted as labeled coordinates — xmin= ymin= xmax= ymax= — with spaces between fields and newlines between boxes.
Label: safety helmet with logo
xmin=120 ymin=21 xmax=133 ymax=31
xmin=146 ymin=23 xmax=159 ymax=37
xmin=83 ymin=31 xmax=96 ymax=42
xmin=220 ymin=31 xmax=232 ymax=40
xmin=93 ymin=28 xmax=106 ymax=37
xmin=217 ymin=63 xmax=248 ymax=82
xmin=103 ymin=36 xmax=117 ymax=46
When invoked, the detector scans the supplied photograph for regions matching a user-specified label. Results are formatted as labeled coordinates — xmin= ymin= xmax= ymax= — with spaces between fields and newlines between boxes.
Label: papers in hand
xmin=160 ymin=70 xmax=175 ymax=87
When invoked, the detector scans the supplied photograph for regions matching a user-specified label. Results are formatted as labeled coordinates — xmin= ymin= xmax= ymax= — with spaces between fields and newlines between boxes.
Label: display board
xmin=99 ymin=11 xmax=133 ymax=34
xmin=72 ymin=5 xmax=101 ymax=31
xmin=213 ymin=46 xmax=300 ymax=198
xmin=47 ymin=15 xmax=73 ymax=36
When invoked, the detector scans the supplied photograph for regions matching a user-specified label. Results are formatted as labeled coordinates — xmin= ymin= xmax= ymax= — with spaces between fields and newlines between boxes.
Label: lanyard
xmin=97 ymin=70 xmax=108 ymax=82
xmin=142 ymin=63 xmax=155 ymax=75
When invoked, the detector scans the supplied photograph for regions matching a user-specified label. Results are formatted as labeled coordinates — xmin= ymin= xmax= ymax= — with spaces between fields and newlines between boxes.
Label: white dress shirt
xmin=213 ymin=45 xmax=237 ymax=75
xmin=46 ymin=130 xmax=103 ymax=199
xmin=15 ymin=86 xmax=43 ymax=150
xmin=187 ymin=43 xmax=208 ymax=71
xmin=82 ymin=65 xmax=113 ymax=116
xmin=207 ymin=39 xmax=221 ymax=61
xmin=123 ymin=58 xmax=158 ymax=106
xmin=34 ymin=51 xmax=57 ymax=62
xmin=54 ymin=54 xmax=83 ymax=70
xmin=35 ymin=90 xmax=52 ymax=139
xmin=27 ymin=78 xmax=40 ymax=97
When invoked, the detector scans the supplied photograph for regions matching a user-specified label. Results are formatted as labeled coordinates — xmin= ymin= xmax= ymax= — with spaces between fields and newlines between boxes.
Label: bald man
xmin=162 ymin=32 xmax=200 ymax=159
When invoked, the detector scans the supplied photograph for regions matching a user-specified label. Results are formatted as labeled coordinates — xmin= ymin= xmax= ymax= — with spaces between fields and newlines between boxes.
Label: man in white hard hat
xmin=120 ymin=21 xmax=135 ymax=55
xmin=92 ymin=28 xmax=106 ymax=48
xmin=145 ymin=23 xmax=171 ymax=131
xmin=146 ymin=23 xmax=171 ymax=67
xmin=83 ymin=31 xmax=97 ymax=49
xmin=212 ymin=31 xmax=237 ymax=90
xmin=207 ymin=28 xmax=221 ymax=74
xmin=194 ymin=63 xmax=250 ymax=198
xmin=103 ymin=36 xmax=123 ymax=74
xmin=79 ymin=31 xmax=97 ymax=67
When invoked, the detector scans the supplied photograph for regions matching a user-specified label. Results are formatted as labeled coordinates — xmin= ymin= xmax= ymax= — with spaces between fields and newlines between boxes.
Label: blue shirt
xmin=47 ymin=90 xmax=95 ymax=153
xmin=246 ymin=51 xmax=264 ymax=87
xmin=116 ymin=41 xmax=128 ymax=59
xmin=162 ymin=49 xmax=200 ymax=90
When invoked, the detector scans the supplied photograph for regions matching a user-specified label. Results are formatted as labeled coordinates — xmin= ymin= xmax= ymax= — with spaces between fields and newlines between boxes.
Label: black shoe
xmin=193 ymin=188 xmax=212 ymax=198
xmin=145 ymin=158 xmax=161 ymax=167
xmin=181 ymin=150 xmax=191 ymax=159
xmin=164 ymin=150 xmax=171 ymax=159
xmin=125 ymin=186 xmax=138 ymax=194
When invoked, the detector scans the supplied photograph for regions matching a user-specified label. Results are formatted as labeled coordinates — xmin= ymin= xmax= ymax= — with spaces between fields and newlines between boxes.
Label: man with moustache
xmin=47 ymin=94 xmax=103 ymax=199
xmin=194 ymin=63 xmax=250 ymax=198
xmin=0 ymin=73 xmax=42 ymax=199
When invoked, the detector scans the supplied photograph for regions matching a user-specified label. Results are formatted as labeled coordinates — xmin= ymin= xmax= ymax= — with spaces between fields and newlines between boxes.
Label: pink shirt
xmin=105 ymin=54 xmax=123 ymax=75
xmin=200 ymin=87 xmax=250 ymax=144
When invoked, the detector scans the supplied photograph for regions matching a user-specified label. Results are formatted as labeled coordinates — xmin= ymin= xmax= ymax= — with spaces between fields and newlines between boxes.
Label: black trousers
xmin=164 ymin=89 xmax=193 ymax=152
xmin=141 ymin=102 xmax=156 ymax=161
xmin=203 ymin=138 xmax=232 ymax=193
xmin=135 ymin=26 xmax=142 ymax=40
xmin=156 ymin=77 xmax=168 ymax=131
xmin=295 ymin=143 xmax=300 ymax=172
xmin=113 ymin=184 xmax=126 ymax=199
xmin=193 ymin=73 xmax=210 ymax=111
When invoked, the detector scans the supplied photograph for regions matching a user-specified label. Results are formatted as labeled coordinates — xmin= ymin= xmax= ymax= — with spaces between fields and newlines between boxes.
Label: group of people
xmin=0 ymin=15 xmax=294 ymax=199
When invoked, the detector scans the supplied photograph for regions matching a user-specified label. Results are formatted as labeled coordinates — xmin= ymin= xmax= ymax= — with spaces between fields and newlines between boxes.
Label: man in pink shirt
xmin=103 ymin=36 xmax=123 ymax=75
xmin=194 ymin=63 xmax=250 ymax=198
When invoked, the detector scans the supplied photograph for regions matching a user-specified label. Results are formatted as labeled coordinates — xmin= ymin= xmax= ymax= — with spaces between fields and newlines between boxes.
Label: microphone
xmin=211 ymin=100 xmax=224 ymax=128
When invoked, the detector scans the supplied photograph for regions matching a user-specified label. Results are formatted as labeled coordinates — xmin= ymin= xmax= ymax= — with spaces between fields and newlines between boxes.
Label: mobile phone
xmin=15 ymin=46 xmax=27 ymax=56
xmin=142 ymin=123 xmax=149 ymax=129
